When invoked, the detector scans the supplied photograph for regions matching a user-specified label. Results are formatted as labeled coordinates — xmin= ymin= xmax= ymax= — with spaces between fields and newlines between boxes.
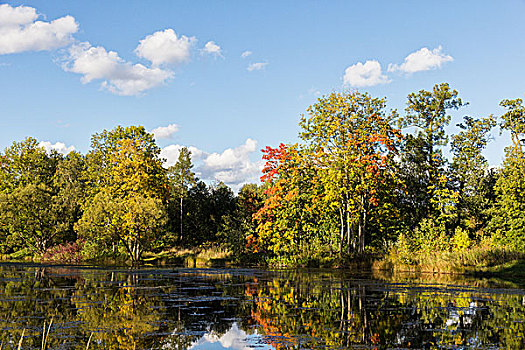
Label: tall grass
xmin=12 ymin=326 xmax=94 ymax=350
xmin=377 ymin=244 xmax=525 ymax=274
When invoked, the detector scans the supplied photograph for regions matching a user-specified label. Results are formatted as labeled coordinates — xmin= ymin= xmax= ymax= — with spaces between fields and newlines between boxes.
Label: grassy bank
xmin=374 ymin=245 xmax=525 ymax=278
xmin=0 ymin=244 xmax=236 ymax=268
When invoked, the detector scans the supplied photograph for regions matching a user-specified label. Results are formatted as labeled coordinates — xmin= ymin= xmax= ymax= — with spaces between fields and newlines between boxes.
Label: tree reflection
xmin=0 ymin=265 xmax=525 ymax=349
xmin=246 ymin=271 xmax=525 ymax=349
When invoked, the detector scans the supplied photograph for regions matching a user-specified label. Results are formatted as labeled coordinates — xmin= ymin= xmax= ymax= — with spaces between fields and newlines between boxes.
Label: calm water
xmin=0 ymin=263 xmax=524 ymax=349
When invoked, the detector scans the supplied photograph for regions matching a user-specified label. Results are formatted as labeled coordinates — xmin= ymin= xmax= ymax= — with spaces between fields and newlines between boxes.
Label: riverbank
xmin=373 ymin=245 xmax=525 ymax=280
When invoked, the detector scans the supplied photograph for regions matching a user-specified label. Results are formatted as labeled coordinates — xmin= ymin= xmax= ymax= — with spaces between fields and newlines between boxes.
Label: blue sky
xmin=1 ymin=0 xmax=524 ymax=188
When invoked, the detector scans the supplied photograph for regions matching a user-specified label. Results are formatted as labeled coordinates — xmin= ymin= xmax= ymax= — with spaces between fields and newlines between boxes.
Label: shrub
xmin=452 ymin=227 xmax=471 ymax=252
xmin=42 ymin=240 xmax=84 ymax=263
xmin=412 ymin=218 xmax=451 ymax=254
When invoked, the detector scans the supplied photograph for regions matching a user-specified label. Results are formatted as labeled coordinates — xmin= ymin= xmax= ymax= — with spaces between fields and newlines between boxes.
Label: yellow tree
xmin=77 ymin=132 xmax=168 ymax=262
xmin=299 ymin=92 xmax=401 ymax=255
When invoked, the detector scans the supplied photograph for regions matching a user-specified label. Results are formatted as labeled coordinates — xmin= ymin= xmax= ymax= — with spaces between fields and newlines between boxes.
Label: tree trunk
xmin=339 ymin=207 xmax=344 ymax=258
xmin=360 ymin=207 xmax=367 ymax=254
xmin=346 ymin=206 xmax=351 ymax=255
xmin=180 ymin=197 xmax=183 ymax=244
xmin=358 ymin=195 xmax=366 ymax=255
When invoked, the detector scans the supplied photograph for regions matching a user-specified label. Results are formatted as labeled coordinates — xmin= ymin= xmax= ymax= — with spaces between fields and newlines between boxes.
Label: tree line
xmin=0 ymin=126 xmax=256 ymax=262
xmin=251 ymin=83 xmax=525 ymax=266
xmin=0 ymin=82 xmax=523 ymax=265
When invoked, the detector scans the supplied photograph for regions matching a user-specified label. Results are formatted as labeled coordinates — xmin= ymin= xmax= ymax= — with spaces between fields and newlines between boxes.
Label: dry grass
xmin=376 ymin=244 xmax=525 ymax=275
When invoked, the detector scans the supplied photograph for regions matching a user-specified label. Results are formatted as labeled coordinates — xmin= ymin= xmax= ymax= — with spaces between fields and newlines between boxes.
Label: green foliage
xmin=412 ymin=218 xmax=451 ymax=254
xmin=218 ymin=183 xmax=262 ymax=259
xmin=298 ymin=91 xmax=402 ymax=256
xmin=2 ymin=87 xmax=525 ymax=267
xmin=167 ymin=147 xmax=197 ymax=245
xmin=452 ymin=227 xmax=471 ymax=252
xmin=489 ymin=99 xmax=525 ymax=251
xmin=489 ymin=151 xmax=525 ymax=250
xmin=450 ymin=115 xmax=496 ymax=233
xmin=77 ymin=126 xmax=169 ymax=262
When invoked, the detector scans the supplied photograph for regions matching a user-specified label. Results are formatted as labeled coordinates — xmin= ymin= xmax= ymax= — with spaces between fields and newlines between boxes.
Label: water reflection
xmin=189 ymin=323 xmax=271 ymax=350
xmin=0 ymin=264 xmax=524 ymax=349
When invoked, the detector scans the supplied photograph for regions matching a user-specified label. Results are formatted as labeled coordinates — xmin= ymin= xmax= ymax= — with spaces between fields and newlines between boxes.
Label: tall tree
xmin=400 ymin=83 xmax=465 ymax=171
xmin=489 ymin=99 xmax=525 ymax=249
xmin=254 ymin=144 xmax=329 ymax=261
xmin=398 ymin=83 xmax=465 ymax=224
xmin=167 ymin=147 xmax=196 ymax=244
xmin=450 ymin=116 xmax=496 ymax=232
xmin=299 ymin=91 xmax=401 ymax=255
xmin=78 ymin=127 xmax=168 ymax=261
xmin=499 ymin=98 xmax=525 ymax=156
xmin=0 ymin=138 xmax=71 ymax=255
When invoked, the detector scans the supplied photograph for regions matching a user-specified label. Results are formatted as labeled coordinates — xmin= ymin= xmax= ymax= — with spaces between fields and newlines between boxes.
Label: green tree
xmin=53 ymin=151 xmax=87 ymax=243
xmin=219 ymin=183 xmax=263 ymax=258
xmin=450 ymin=116 xmax=496 ymax=233
xmin=77 ymin=192 xmax=166 ymax=261
xmin=78 ymin=127 xmax=168 ymax=261
xmin=0 ymin=138 xmax=74 ymax=255
xmin=0 ymin=183 xmax=58 ymax=254
xmin=84 ymin=125 xmax=163 ymax=199
xmin=397 ymin=83 xmax=465 ymax=239
xmin=167 ymin=147 xmax=196 ymax=244
xmin=490 ymin=99 xmax=525 ymax=249
xmin=299 ymin=91 xmax=401 ymax=255
xmin=0 ymin=137 xmax=60 ymax=193
xmin=400 ymin=83 xmax=465 ymax=173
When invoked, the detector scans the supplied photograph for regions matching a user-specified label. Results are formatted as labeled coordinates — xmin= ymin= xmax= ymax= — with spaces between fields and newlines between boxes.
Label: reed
xmin=86 ymin=332 xmax=94 ymax=350
xmin=41 ymin=318 xmax=53 ymax=350
xmin=16 ymin=329 xmax=25 ymax=350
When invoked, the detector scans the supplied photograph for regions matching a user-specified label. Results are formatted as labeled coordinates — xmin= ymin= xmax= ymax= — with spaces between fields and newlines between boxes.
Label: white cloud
xmin=204 ymin=138 xmax=257 ymax=169
xmin=38 ymin=141 xmax=75 ymax=155
xmin=343 ymin=60 xmax=391 ymax=87
xmin=135 ymin=29 xmax=195 ymax=66
xmin=160 ymin=139 xmax=263 ymax=189
xmin=201 ymin=138 xmax=263 ymax=186
xmin=160 ymin=144 xmax=205 ymax=168
xmin=202 ymin=41 xmax=223 ymax=57
xmin=247 ymin=62 xmax=268 ymax=71
xmin=0 ymin=4 xmax=78 ymax=55
xmin=241 ymin=50 xmax=252 ymax=58
xmin=151 ymin=124 xmax=179 ymax=139
xmin=62 ymin=42 xmax=173 ymax=96
xmin=388 ymin=46 xmax=453 ymax=73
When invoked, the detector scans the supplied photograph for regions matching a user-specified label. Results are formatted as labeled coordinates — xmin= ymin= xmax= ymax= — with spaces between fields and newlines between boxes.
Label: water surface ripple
xmin=0 ymin=263 xmax=523 ymax=349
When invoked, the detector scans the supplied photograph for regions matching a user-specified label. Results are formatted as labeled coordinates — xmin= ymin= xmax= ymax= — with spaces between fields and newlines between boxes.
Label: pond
xmin=0 ymin=263 xmax=524 ymax=349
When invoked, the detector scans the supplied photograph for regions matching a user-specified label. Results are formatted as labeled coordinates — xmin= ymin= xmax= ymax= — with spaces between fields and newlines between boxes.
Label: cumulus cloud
xmin=160 ymin=139 xmax=263 ymax=189
xmin=201 ymin=138 xmax=263 ymax=186
xmin=247 ymin=62 xmax=268 ymax=71
xmin=38 ymin=141 xmax=75 ymax=155
xmin=160 ymin=144 xmax=205 ymax=168
xmin=204 ymin=138 xmax=257 ymax=169
xmin=0 ymin=4 xmax=78 ymax=55
xmin=202 ymin=41 xmax=223 ymax=57
xmin=388 ymin=46 xmax=453 ymax=74
xmin=151 ymin=124 xmax=179 ymax=139
xmin=62 ymin=42 xmax=173 ymax=96
xmin=135 ymin=29 xmax=195 ymax=67
xmin=0 ymin=5 xmax=220 ymax=96
xmin=343 ymin=60 xmax=391 ymax=87
xmin=241 ymin=50 xmax=252 ymax=58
